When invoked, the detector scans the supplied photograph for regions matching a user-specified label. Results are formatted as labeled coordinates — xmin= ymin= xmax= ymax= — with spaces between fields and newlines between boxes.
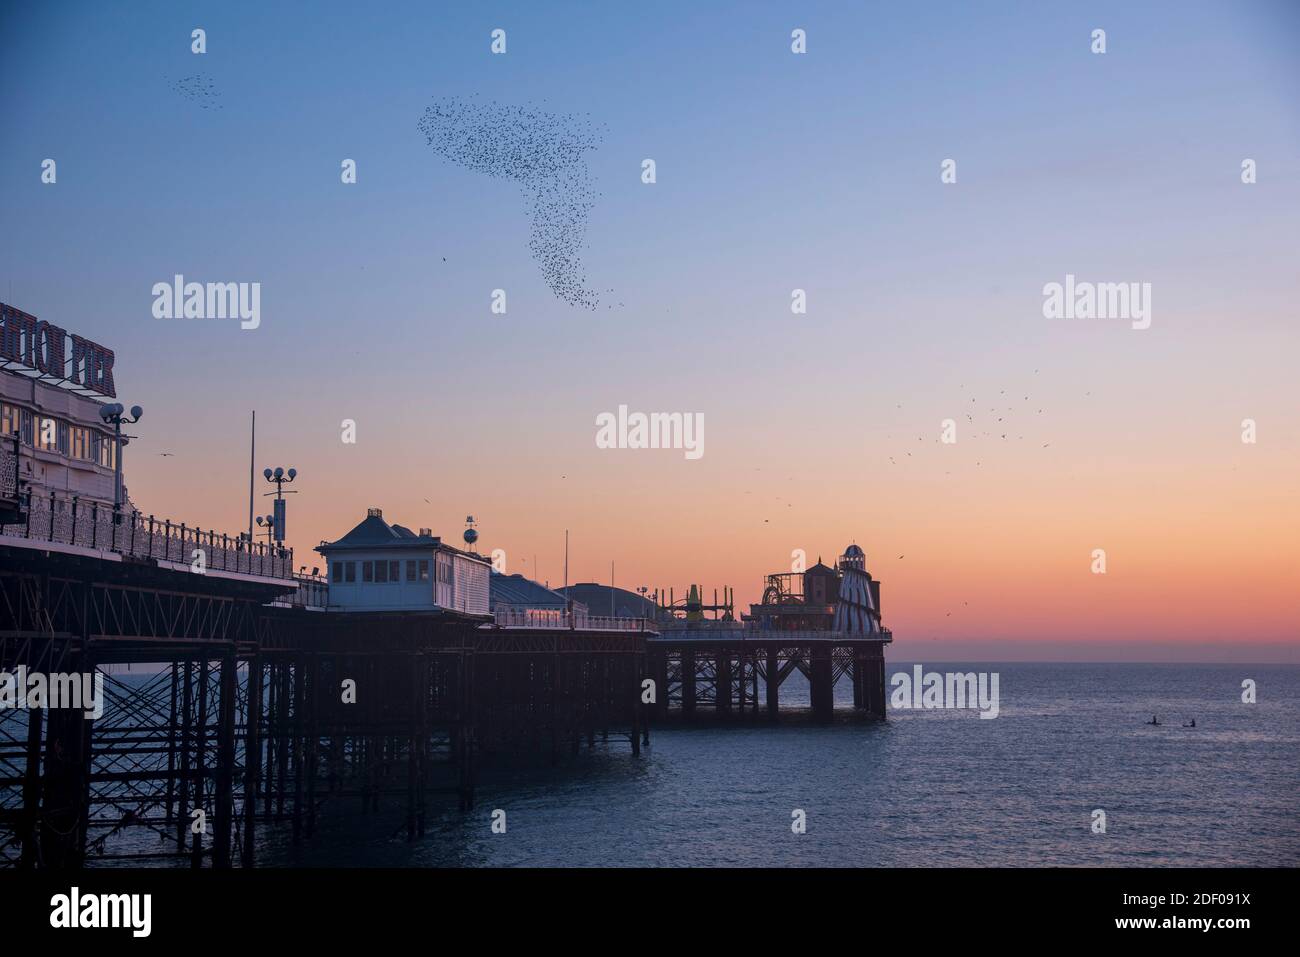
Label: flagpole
xmin=248 ymin=410 xmax=255 ymax=544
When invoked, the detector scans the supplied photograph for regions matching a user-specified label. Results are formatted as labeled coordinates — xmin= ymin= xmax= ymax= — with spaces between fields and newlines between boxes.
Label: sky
xmin=1 ymin=1 xmax=1298 ymax=661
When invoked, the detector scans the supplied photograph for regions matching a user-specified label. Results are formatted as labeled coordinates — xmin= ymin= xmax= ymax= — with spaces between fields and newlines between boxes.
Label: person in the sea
xmin=1149 ymin=715 xmax=1160 ymax=725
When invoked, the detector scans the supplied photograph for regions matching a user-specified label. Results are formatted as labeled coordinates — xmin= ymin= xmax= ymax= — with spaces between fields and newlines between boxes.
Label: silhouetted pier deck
xmin=0 ymin=527 xmax=647 ymax=869
xmin=2 ymin=508 xmax=894 ymax=869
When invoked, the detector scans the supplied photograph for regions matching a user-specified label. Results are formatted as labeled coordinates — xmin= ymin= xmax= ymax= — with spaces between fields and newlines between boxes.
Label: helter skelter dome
xmin=840 ymin=543 xmax=866 ymax=571
xmin=833 ymin=543 xmax=878 ymax=634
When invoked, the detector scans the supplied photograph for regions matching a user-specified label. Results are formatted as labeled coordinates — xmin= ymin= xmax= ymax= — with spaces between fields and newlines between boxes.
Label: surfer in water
xmin=1148 ymin=715 xmax=1160 ymax=726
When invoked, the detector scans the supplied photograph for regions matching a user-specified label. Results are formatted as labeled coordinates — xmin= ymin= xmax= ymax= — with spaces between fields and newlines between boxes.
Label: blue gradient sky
xmin=2 ymin=1 xmax=1298 ymax=660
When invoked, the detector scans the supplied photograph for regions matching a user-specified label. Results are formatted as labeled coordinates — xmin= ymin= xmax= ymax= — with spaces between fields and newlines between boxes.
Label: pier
xmin=0 ymin=504 xmax=648 ymax=868
xmin=641 ymin=544 xmax=893 ymax=723
xmin=0 ymin=473 xmax=889 ymax=869
xmin=647 ymin=629 xmax=889 ymax=723
xmin=0 ymin=301 xmax=897 ymax=869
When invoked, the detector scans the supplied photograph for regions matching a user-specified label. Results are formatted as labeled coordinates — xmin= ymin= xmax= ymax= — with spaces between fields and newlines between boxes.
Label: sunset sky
xmin=2 ymin=1 xmax=1297 ymax=661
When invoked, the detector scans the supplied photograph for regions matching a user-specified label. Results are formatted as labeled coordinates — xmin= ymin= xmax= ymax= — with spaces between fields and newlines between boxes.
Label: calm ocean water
xmin=261 ymin=662 xmax=1300 ymax=868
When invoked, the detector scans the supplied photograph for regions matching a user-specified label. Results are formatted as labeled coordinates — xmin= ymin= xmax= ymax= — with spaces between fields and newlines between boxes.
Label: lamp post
xmin=98 ymin=402 xmax=142 ymax=514
xmin=261 ymin=466 xmax=297 ymax=545
xmin=255 ymin=514 xmax=276 ymax=545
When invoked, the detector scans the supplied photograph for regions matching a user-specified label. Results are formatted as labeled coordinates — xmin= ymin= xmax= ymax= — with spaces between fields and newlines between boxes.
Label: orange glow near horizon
xmin=119 ymin=374 xmax=1300 ymax=660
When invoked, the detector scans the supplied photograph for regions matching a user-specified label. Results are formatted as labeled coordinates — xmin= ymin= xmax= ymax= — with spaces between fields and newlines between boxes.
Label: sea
xmin=253 ymin=662 xmax=1300 ymax=868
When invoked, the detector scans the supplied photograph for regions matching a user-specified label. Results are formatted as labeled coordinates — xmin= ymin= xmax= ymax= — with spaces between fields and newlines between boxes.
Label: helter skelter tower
xmin=832 ymin=543 xmax=882 ymax=634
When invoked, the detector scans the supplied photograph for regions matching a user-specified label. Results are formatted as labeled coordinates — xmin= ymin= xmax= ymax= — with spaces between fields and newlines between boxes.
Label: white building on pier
xmin=317 ymin=508 xmax=491 ymax=616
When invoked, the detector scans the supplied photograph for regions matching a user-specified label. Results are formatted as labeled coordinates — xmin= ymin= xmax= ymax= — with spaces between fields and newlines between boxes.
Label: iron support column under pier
xmin=177 ymin=660 xmax=193 ymax=849
xmin=811 ymin=644 xmax=834 ymax=724
xmin=292 ymin=654 xmax=305 ymax=840
xmin=243 ymin=654 xmax=263 ymax=866
xmin=681 ymin=650 xmax=696 ymax=718
xmin=765 ymin=645 xmax=780 ymax=721
xmin=631 ymin=650 xmax=642 ymax=756
xmin=191 ymin=659 xmax=211 ymax=868
xmin=213 ymin=650 xmax=236 ymax=868
xmin=19 ymin=703 xmax=42 ymax=868
xmin=652 ymin=648 xmax=668 ymax=721
xmin=871 ymin=653 xmax=887 ymax=720
xmin=306 ymin=652 xmax=319 ymax=837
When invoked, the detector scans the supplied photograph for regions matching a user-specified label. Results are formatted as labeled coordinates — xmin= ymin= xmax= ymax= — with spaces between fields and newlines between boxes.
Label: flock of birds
xmin=171 ymin=74 xmax=222 ymax=110
xmin=737 ymin=375 xmax=1080 ymax=628
xmin=170 ymin=82 xmax=611 ymax=308
xmin=417 ymin=95 xmax=607 ymax=309
xmin=154 ymin=79 xmax=1059 ymax=633
xmin=886 ymin=372 xmax=1059 ymax=472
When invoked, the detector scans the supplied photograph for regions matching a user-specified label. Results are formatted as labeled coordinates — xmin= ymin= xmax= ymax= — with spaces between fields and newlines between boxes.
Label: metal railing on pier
xmin=491 ymin=607 xmax=649 ymax=632
xmin=0 ymin=488 xmax=294 ymax=580
xmin=287 ymin=573 xmax=329 ymax=608
xmin=656 ymin=623 xmax=893 ymax=642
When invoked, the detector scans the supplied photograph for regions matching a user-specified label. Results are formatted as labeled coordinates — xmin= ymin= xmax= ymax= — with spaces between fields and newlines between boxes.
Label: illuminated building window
xmin=71 ymin=426 xmax=90 ymax=460
xmin=0 ymin=403 xmax=19 ymax=438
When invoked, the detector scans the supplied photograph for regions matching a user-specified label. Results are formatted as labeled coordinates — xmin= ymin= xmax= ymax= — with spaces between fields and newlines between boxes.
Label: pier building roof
xmin=559 ymin=583 xmax=659 ymax=620
xmin=320 ymin=508 xmax=443 ymax=550
xmin=490 ymin=571 xmax=569 ymax=610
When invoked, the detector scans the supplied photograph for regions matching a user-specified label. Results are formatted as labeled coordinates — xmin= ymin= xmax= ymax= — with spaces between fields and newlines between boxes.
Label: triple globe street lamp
xmin=262 ymin=466 xmax=298 ymax=548
xmin=98 ymin=402 xmax=143 ymax=513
